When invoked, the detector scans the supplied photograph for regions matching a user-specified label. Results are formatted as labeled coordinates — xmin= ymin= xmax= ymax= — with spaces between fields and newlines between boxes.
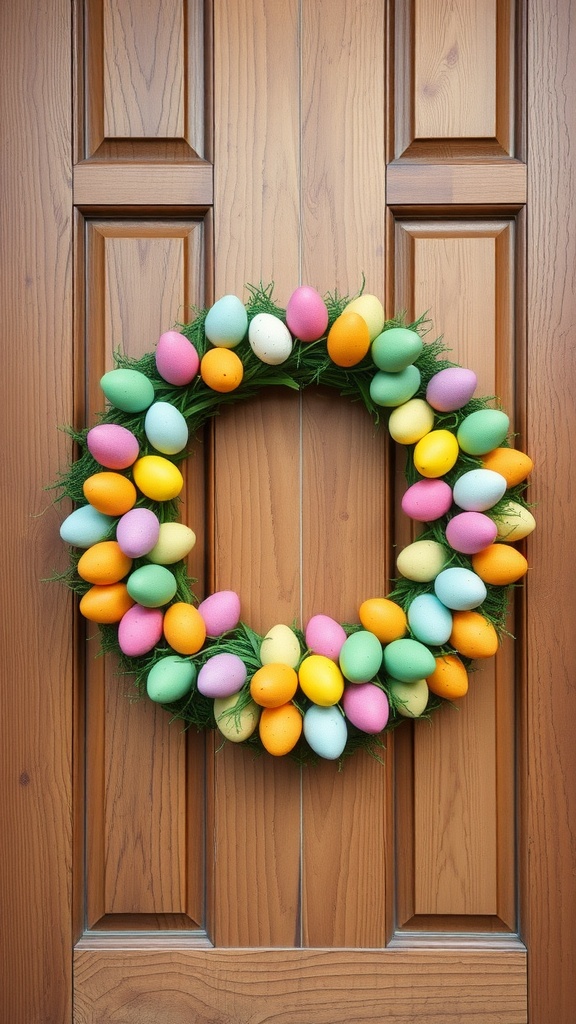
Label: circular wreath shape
xmin=55 ymin=282 xmax=534 ymax=764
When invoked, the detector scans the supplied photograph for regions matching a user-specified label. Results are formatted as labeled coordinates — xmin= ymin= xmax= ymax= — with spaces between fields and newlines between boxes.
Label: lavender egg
xmin=305 ymin=614 xmax=347 ymax=661
xmin=401 ymin=479 xmax=453 ymax=522
xmin=426 ymin=367 xmax=478 ymax=412
xmin=197 ymin=653 xmax=247 ymax=698
xmin=286 ymin=286 xmax=329 ymax=341
xmin=155 ymin=330 xmax=200 ymax=386
xmin=86 ymin=423 xmax=140 ymax=470
xmin=198 ymin=590 xmax=241 ymax=636
xmin=446 ymin=511 xmax=498 ymax=554
xmin=116 ymin=507 xmax=160 ymax=558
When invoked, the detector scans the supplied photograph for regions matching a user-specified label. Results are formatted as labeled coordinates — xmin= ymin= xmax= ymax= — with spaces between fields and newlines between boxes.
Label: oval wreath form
xmin=54 ymin=282 xmax=534 ymax=763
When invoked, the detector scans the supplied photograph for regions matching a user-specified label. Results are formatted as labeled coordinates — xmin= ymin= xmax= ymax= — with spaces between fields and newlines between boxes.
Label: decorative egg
xmin=371 ymin=327 xmax=423 ymax=372
xmin=144 ymin=402 xmax=189 ymax=455
xmin=77 ymin=541 xmax=132 ymax=585
xmin=197 ymin=653 xmax=247 ymax=699
xmin=117 ymin=604 xmax=164 ymax=656
xmin=146 ymin=656 xmax=196 ymax=703
xmin=426 ymin=367 xmax=477 ymax=412
xmin=339 ymin=630 xmax=383 ymax=683
xmin=445 ymin=511 xmax=498 ymax=554
xmin=285 ymin=286 xmax=329 ymax=341
xmin=343 ymin=293 xmax=385 ymax=341
xmin=388 ymin=677 xmax=430 ymax=718
xmin=116 ymin=507 xmax=160 ymax=558
xmin=388 ymin=398 xmax=435 ymax=445
xmin=214 ymin=693 xmax=260 ymax=743
xmin=396 ymin=539 xmax=448 ymax=582
xmin=198 ymin=590 xmax=241 ymax=636
xmin=495 ymin=501 xmax=536 ymax=541
xmin=383 ymin=638 xmax=436 ymax=683
xmin=155 ymin=329 xmax=200 ymax=385
xmin=147 ymin=522 xmax=196 ymax=564
xmin=100 ymin=368 xmax=155 ymax=412
xmin=204 ymin=294 xmax=248 ymax=349
xmin=457 ymin=409 xmax=510 ymax=455
xmin=163 ymin=602 xmax=206 ymax=654
xmin=413 ymin=429 xmax=459 ymax=478
xmin=426 ymin=654 xmax=469 ymax=700
xmin=358 ymin=598 xmax=407 ymax=643
xmin=126 ymin=564 xmax=177 ymax=607
xmin=260 ymin=624 xmax=301 ymax=668
xmin=369 ymin=364 xmax=421 ymax=407
xmin=342 ymin=683 xmax=389 ymax=734
xmin=481 ymin=447 xmax=533 ymax=487
xmin=305 ymin=614 xmax=347 ymax=661
xmin=449 ymin=610 xmax=499 ymax=659
xmin=132 ymin=455 xmax=184 ymax=501
xmin=59 ymin=504 xmax=115 ymax=547
xmin=401 ymin=479 xmax=453 ymax=522
xmin=83 ymin=472 xmax=137 ymax=517
xmin=250 ymin=663 xmax=299 ymax=708
xmin=471 ymin=543 xmax=529 ymax=585
xmin=407 ymin=593 xmax=453 ymax=645
xmin=259 ymin=703 xmax=303 ymax=756
xmin=433 ymin=567 xmax=487 ymax=610
xmin=303 ymin=704 xmax=348 ymax=760
xmin=86 ymin=423 xmax=139 ymax=470
xmin=327 ymin=311 xmax=371 ymax=367
xmin=298 ymin=654 xmax=345 ymax=706
xmin=453 ymin=468 xmax=508 ymax=511
xmin=78 ymin=583 xmax=134 ymax=624
xmin=248 ymin=312 xmax=293 ymax=364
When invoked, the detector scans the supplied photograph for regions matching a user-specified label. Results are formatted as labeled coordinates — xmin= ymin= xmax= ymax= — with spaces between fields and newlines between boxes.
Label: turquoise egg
xmin=371 ymin=327 xmax=423 ymax=372
xmin=303 ymin=704 xmax=348 ymax=760
xmin=369 ymin=364 xmax=421 ymax=407
xmin=383 ymin=638 xmax=436 ymax=683
xmin=59 ymin=504 xmax=115 ymax=547
xmin=456 ymin=409 xmax=510 ymax=455
xmin=407 ymin=594 xmax=453 ymax=645
xmin=146 ymin=656 xmax=196 ymax=703
xmin=144 ymin=401 xmax=189 ymax=455
xmin=339 ymin=630 xmax=383 ymax=683
xmin=100 ymin=368 xmax=155 ymax=412
xmin=433 ymin=567 xmax=487 ymax=610
xmin=126 ymin=564 xmax=177 ymax=607
xmin=204 ymin=294 xmax=248 ymax=349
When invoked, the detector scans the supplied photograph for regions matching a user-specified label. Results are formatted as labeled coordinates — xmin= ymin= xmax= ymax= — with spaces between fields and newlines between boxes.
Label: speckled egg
xmin=445 ymin=511 xmax=498 ymax=554
xmin=248 ymin=313 xmax=293 ymax=364
xmin=426 ymin=367 xmax=477 ymax=412
xmin=453 ymin=468 xmax=508 ymax=511
xmin=118 ymin=604 xmax=164 ymax=656
xmin=197 ymin=653 xmax=247 ymax=698
xmin=146 ymin=656 xmax=196 ymax=703
xmin=305 ymin=614 xmax=347 ymax=662
xmin=396 ymin=539 xmax=448 ymax=582
xmin=433 ymin=567 xmax=487 ymax=610
xmin=116 ymin=507 xmax=161 ymax=558
xmin=342 ymin=682 xmax=389 ymax=734
xmin=204 ymin=294 xmax=248 ymax=349
xmin=100 ymin=368 xmax=155 ymax=412
xmin=198 ymin=590 xmax=241 ymax=636
xmin=388 ymin=677 xmax=430 ymax=718
xmin=86 ymin=423 xmax=140 ymax=470
xmin=144 ymin=402 xmax=189 ymax=455
xmin=339 ymin=630 xmax=383 ymax=683
xmin=495 ymin=501 xmax=536 ymax=542
xmin=401 ymin=479 xmax=453 ymax=522
xmin=303 ymin=704 xmax=348 ymax=760
xmin=155 ymin=330 xmax=200 ymax=385
xmin=285 ymin=286 xmax=329 ymax=341
xmin=126 ymin=564 xmax=177 ymax=607
xmin=413 ymin=429 xmax=459 ymax=478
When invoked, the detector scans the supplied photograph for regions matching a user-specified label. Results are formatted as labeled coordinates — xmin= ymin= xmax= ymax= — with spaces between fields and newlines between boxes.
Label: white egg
xmin=248 ymin=313 xmax=293 ymax=364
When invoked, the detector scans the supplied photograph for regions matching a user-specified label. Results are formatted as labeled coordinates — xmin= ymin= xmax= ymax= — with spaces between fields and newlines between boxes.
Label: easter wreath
xmin=54 ymin=282 xmax=534 ymax=763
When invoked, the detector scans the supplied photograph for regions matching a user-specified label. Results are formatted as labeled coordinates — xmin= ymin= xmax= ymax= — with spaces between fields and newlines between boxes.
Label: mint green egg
xmin=369 ymin=365 xmax=421 ymax=408
xmin=383 ymin=638 xmax=436 ymax=683
xmin=456 ymin=409 xmax=510 ymax=455
xmin=371 ymin=327 xmax=423 ymax=372
xmin=146 ymin=656 xmax=196 ymax=703
xmin=339 ymin=630 xmax=383 ymax=683
xmin=100 ymin=368 xmax=155 ymax=413
xmin=126 ymin=564 xmax=177 ymax=607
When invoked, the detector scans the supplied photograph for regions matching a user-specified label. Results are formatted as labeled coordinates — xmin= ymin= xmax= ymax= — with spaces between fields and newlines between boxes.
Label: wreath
xmin=53 ymin=282 xmax=534 ymax=764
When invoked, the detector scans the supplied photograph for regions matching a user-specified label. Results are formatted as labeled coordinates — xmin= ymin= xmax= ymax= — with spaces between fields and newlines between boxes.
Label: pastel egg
xmin=214 ymin=693 xmax=260 ymax=743
xmin=371 ymin=327 xmax=423 ymax=372
xmin=144 ymin=402 xmax=189 ymax=455
xmin=116 ymin=507 xmax=160 ymax=558
xmin=83 ymin=472 xmax=137 ymax=517
xmin=197 ymin=653 xmax=247 ymax=698
xmin=401 ymin=479 xmax=453 ymax=522
xmin=457 ymin=409 xmax=510 ymax=455
xmin=86 ymin=423 xmax=140 ymax=470
xmin=260 ymin=624 xmax=301 ymax=668
xmin=147 ymin=522 xmax=196 ymax=564
xmin=343 ymin=293 xmax=385 ymax=341
xmin=433 ymin=567 xmax=487 ymax=610
xmin=388 ymin=398 xmax=435 ymax=445
xmin=369 ymin=364 xmax=421 ymax=408
xmin=78 ymin=583 xmax=134 ymax=624
xmin=388 ymin=677 xmax=430 ymax=718
xmin=383 ymin=638 xmax=436 ymax=683
xmin=259 ymin=703 xmax=303 ymax=756
xmin=60 ymin=505 xmax=115 ymax=548
xmin=495 ymin=501 xmax=536 ymax=542
xmin=285 ymin=286 xmax=329 ymax=341
xmin=445 ymin=511 xmax=498 ymax=554
xmin=407 ymin=593 xmax=453 ymax=645
xmin=413 ymin=429 xmax=459 ymax=478
xmin=100 ymin=368 xmax=155 ymax=412
xmin=342 ymin=682 xmax=389 ymax=734
xmin=453 ymin=468 xmax=508 ymax=511
xmin=303 ymin=704 xmax=348 ymax=760
xmin=77 ymin=540 xmax=132 ymax=585
xmin=305 ymin=614 xmax=347 ymax=662
xmin=358 ymin=598 xmax=407 ymax=643
xmin=155 ymin=330 xmax=200 ymax=385
xmin=198 ymin=590 xmax=241 ymax=636
xmin=426 ymin=367 xmax=478 ymax=412
xmin=132 ymin=455 xmax=184 ymax=501
xmin=481 ymin=447 xmax=534 ymax=487
xmin=126 ymin=564 xmax=177 ymax=607
xmin=298 ymin=655 xmax=344 ymax=706
xmin=396 ymin=539 xmax=448 ymax=582
xmin=339 ymin=630 xmax=383 ymax=683
xmin=204 ymin=295 xmax=248 ymax=349
xmin=146 ymin=656 xmax=196 ymax=703
xmin=118 ymin=604 xmax=164 ymax=656
xmin=248 ymin=312 xmax=293 ymax=364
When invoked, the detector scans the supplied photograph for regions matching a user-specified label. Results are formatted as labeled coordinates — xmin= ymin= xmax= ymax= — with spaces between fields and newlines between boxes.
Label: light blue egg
xmin=146 ymin=656 xmax=196 ymax=703
xmin=339 ymin=630 xmax=383 ymax=683
xmin=453 ymin=468 xmax=508 ymax=511
xmin=144 ymin=401 xmax=189 ymax=455
xmin=127 ymin=564 xmax=177 ymax=607
xmin=433 ymin=567 xmax=487 ymax=610
xmin=303 ymin=704 xmax=348 ymax=760
xmin=204 ymin=295 xmax=248 ymax=349
xmin=59 ymin=504 xmax=115 ymax=547
xmin=407 ymin=593 xmax=453 ymax=645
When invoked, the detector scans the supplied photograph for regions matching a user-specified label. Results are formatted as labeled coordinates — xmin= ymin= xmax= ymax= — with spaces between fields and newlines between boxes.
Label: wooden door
xmin=2 ymin=0 xmax=575 ymax=1021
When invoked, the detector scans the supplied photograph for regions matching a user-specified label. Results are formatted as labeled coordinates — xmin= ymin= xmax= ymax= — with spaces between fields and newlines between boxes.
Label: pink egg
xmin=197 ymin=653 xmax=247 ymax=698
xmin=342 ymin=683 xmax=389 ymax=734
xmin=285 ymin=286 xmax=329 ymax=342
xmin=426 ymin=367 xmax=478 ymax=412
xmin=198 ymin=590 xmax=241 ymax=636
xmin=118 ymin=604 xmax=164 ymax=656
xmin=86 ymin=423 xmax=140 ymax=470
xmin=155 ymin=330 xmax=200 ymax=386
xmin=401 ymin=479 xmax=453 ymax=522
xmin=305 ymin=614 xmax=347 ymax=661
xmin=445 ymin=511 xmax=498 ymax=554
xmin=116 ymin=507 xmax=161 ymax=558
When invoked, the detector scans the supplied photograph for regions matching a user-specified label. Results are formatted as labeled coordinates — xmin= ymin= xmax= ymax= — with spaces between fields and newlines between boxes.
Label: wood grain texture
xmin=386 ymin=163 xmax=526 ymax=206
xmin=73 ymin=163 xmax=213 ymax=206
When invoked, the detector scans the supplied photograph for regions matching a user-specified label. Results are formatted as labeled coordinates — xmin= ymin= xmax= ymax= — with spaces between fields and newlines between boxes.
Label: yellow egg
xmin=214 ymin=693 xmax=260 ymax=743
xmin=298 ymin=654 xmax=344 ymax=706
xmin=132 ymin=455 xmax=184 ymax=501
xmin=259 ymin=703 xmax=303 ymax=756
xmin=260 ymin=623 xmax=301 ymax=668
xmin=413 ymin=429 xmax=459 ymax=478
xmin=495 ymin=502 xmax=536 ymax=542
xmin=388 ymin=399 xmax=435 ymax=444
xmin=343 ymin=294 xmax=385 ymax=341
xmin=147 ymin=523 xmax=196 ymax=564
xmin=388 ymin=677 xmax=430 ymax=718
xmin=396 ymin=539 xmax=448 ymax=582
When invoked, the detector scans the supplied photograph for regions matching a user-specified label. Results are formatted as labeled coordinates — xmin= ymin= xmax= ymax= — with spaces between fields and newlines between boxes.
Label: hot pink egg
xmin=197 ymin=653 xmax=247 ymax=698
xmin=155 ymin=330 xmax=200 ymax=386
xmin=305 ymin=614 xmax=347 ymax=661
xmin=286 ymin=286 xmax=329 ymax=342
xmin=445 ymin=511 xmax=498 ymax=554
xmin=118 ymin=604 xmax=164 ymax=656
xmin=86 ymin=423 xmax=140 ymax=470
xmin=116 ymin=507 xmax=161 ymax=558
xmin=198 ymin=590 xmax=241 ymax=636
xmin=401 ymin=479 xmax=453 ymax=522
xmin=342 ymin=683 xmax=389 ymax=734
xmin=426 ymin=367 xmax=478 ymax=412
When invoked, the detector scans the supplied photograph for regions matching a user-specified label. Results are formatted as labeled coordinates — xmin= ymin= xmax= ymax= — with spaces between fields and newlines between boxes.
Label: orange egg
xmin=83 ymin=472 xmax=137 ymax=516
xmin=163 ymin=602 xmax=207 ymax=655
xmin=358 ymin=597 xmax=408 ymax=643
xmin=79 ymin=582 xmax=134 ymax=623
xmin=480 ymin=447 xmax=533 ymax=487
xmin=471 ymin=543 xmax=529 ymax=585
xmin=200 ymin=347 xmax=244 ymax=392
xmin=250 ymin=663 xmax=299 ymax=708
xmin=449 ymin=610 xmax=499 ymax=659
xmin=326 ymin=311 xmax=371 ymax=367
xmin=426 ymin=654 xmax=469 ymax=700
xmin=259 ymin=703 xmax=303 ymax=756
xmin=77 ymin=541 xmax=132 ymax=585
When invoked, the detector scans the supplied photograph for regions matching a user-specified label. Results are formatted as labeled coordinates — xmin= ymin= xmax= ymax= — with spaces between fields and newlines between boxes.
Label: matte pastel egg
xmin=401 ymin=479 xmax=453 ymax=522
xmin=214 ymin=693 xmax=260 ymax=742
xmin=388 ymin=677 xmax=430 ymax=718
xmin=197 ymin=653 xmax=247 ymax=698
xmin=413 ymin=429 xmax=459 ymax=478
xmin=371 ymin=327 xmax=423 ymax=372
xmin=126 ymin=564 xmax=177 ymax=607
xmin=343 ymin=294 xmax=385 ymax=341
xmin=260 ymin=624 xmax=301 ymax=668
xmin=198 ymin=590 xmax=241 ymax=636
xmin=155 ymin=330 xmax=200 ymax=385
xmin=204 ymin=294 xmax=248 ymax=349
xmin=388 ymin=398 xmax=435 ymax=445
xmin=342 ymin=682 xmax=389 ymax=734
xmin=59 ymin=505 xmax=115 ymax=547
xmin=303 ymin=704 xmax=348 ymax=760
xmin=144 ymin=402 xmax=189 ymax=455
xmin=146 ymin=522 xmax=196 ymax=564
xmin=453 ymin=468 xmax=508 ymax=511
xmin=383 ymin=638 xmax=436 ymax=683
xmin=118 ymin=604 xmax=164 ymax=656
xmin=457 ymin=409 xmax=510 ymax=455
xmin=305 ymin=614 xmax=347 ymax=661
xmin=116 ymin=507 xmax=160 ymax=558
xmin=248 ymin=312 xmax=293 ymax=364
xmin=426 ymin=367 xmax=478 ymax=412
xmin=495 ymin=501 xmax=536 ymax=541
xmin=339 ymin=630 xmax=383 ymax=683
xmin=298 ymin=655 xmax=344 ymax=706
xmin=132 ymin=455 xmax=184 ymax=501
xmin=146 ymin=656 xmax=196 ymax=703
xmin=407 ymin=593 xmax=453 ymax=646
xmin=396 ymin=539 xmax=448 ymax=582
xmin=100 ymin=368 xmax=155 ymax=412
xmin=86 ymin=423 xmax=140 ymax=470
xmin=369 ymin=364 xmax=421 ymax=408
xmin=285 ymin=286 xmax=329 ymax=341
xmin=445 ymin=511 xmax=498 ymax=554
xmin=433 ymin=567 xmax=487 ymax=610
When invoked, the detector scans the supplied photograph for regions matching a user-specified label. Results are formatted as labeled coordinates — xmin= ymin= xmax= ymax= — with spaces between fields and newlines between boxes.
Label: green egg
xmin=388 ymin=677 xmax=430 ymax=718
xmin=147 ymin=656 xmax=196 ymax=703
xmin=126 ymin=564 xmax=177 ymax=607
xmin=371 ymin=327 xmax=423 ymax=372
xmin=339 ymin=630 xmax=383 ymax=683
xmin=383 ymin=638 xmax=436 ymax=683
xmin=456 ymin=409 xmax=510 ymax=455
xmin=369 ymin=364 xmax=421 ymax=408
xmin=100 ymin=368 xmax=155 ymax=413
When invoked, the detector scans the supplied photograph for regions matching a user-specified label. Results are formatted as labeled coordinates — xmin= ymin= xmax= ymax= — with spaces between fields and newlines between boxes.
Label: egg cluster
xmin=57 ymin=282 xmax=534 ymax=762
